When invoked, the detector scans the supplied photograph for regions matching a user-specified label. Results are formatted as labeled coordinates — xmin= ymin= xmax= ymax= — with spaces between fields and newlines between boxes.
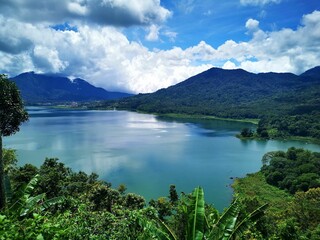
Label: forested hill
xmin=104 ymin=66 xmax=320 ymax=119
xmin=10 ymin=72 xmax=133 ymax=104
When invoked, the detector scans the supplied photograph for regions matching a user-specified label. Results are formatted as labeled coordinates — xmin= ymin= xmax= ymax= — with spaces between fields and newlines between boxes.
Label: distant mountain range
xmin=104 ymin=66 xmax=320 ymax=119
xmin=10 ymin=72 xmax=133 ymax=104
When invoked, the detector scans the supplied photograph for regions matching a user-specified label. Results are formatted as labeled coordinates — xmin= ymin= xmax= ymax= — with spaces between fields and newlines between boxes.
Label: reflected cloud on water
xmin=4 ymin=108 xmax=320 ymax=210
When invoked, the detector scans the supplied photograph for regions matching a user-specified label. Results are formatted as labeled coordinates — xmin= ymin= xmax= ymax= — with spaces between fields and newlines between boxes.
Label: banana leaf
xmin=187 ymin=186 xmax=205 ymax=240
xmin=227 ymin=203 xmax=268 ymax=240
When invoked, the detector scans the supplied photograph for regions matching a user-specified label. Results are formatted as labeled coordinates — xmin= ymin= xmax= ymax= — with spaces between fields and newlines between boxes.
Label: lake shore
xmin=32 ymin=105 xmax=320 ymax=145
xmin=236 ymin=134 xmax=320 ymax=145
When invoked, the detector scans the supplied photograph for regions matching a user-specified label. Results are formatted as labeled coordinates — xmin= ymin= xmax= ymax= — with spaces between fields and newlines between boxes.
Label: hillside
xmin=90 ymin=66 xmax=320 ymax=140
xmin=10 ymin=72 xmax=133 ymax=104
xmin=104 ymin=67 xmax=320 ymax=118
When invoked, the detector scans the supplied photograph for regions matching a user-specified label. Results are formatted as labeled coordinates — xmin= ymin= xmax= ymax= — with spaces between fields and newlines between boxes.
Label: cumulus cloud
xmin=245 ymin=19 xmax=260 ymax=32
xmin=240 ymin=0 xmax=281 ymax=6
xmin=0 ymin=0 xmax=319 ymax=94
xmin=0 ymin=16 xmax=213 ymax=93
xmin=217 ymin=10 xmax=320 ymax=74
xmin=145 ymin=24 xmax=160 ymax=41
xmin=0 ymin=0 xmax=171 ymax=26
xmin=222 ymin=60 xmax=237 ymax=70
xmin=32 ymin=46 xmax=68 ymax=73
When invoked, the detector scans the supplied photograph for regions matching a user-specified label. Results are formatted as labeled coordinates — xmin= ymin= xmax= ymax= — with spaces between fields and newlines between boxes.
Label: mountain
xmin=10 ymin=72 xmax=133 ymax=104
xmin=105 ymin=67 xmax=320 ymax=119
xmin=300 ymin=66 xmax=320 ymax=78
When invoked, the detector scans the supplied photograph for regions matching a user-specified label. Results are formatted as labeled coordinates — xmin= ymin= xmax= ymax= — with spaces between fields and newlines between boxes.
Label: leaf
xmin=207 ymin=199 xmax=240 ymax=240
xmin=0 ymin=214 xmax=6 ymax=222
xmin=157 ymin=219 xmax=179 ymax=240
xmin=137 ymin=213 xmax=176 ymax=240
xmin=20 ymin=193 xmax=45 ymax=217
xmin=4 ymin=174 xmax=12 ymax=201
xmin=36 ymin=234 xmax=44 ymax=240
xmin=227 ymin=203 xmax=268 ymax=240
xmin=41 ymin=196 xmax=66 ymax=211
xmin=187 ymin=186 xmax=205 ymax=240
xmin=23 ymin=174 xmax=40 ymax=199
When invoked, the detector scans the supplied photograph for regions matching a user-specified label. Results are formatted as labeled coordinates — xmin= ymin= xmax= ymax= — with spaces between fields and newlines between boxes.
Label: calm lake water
xmin=4 ymin=107 xmax=320 ymax=210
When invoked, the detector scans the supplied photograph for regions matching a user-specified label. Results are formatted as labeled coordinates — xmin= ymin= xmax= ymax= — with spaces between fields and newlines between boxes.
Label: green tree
xmin=144 ymin=187 xmax=267 ymax=240
xmin=169 ymin=184 xmax=179 ymax=204
xmin=240 ymin=128 xmax=253 ymax=138
xmin=36 ymin=158 xmax=71 ymax=198
xmin=2 ymin=149 xmax=18 ymax=201
xmin=0 ymin=74 xmax=28 ymax=209
xmin=149 ymin=197 xmax=173 ymax=220
xmin=293 ymin=188 xmax=320 ymax=231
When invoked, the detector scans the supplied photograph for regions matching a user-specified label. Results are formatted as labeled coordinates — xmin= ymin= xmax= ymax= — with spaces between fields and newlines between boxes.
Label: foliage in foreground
xmin=0 ymin=152 xmax=268 ymax=239
xmin=0 ymin=74 xmax=28 ymax=209
xmin=233 ymin=151 xmax=320 ymax=239
xmin=2 ymin=148 xmax=319 ymax=239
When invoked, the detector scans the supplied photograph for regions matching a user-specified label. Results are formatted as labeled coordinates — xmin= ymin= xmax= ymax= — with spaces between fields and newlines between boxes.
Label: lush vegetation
xmin=0 ymin=74 xmax=28 ymax=209
xmin=86 ymin=66 xmax=320 ymax=141
xmin=1 ymin=152 xmax=268 ymax=239
xmin=233 ymin=148 xmax=320 ymax=239
xmin=2 ymin=147 xmax=319 ymax=239
xmin=2 ymin=68 xmax=320 ymax=239
xmin=239 ymin=112 xmax=320 ymax=141
xmin=261 ymin=147 xmax=320 ymax=194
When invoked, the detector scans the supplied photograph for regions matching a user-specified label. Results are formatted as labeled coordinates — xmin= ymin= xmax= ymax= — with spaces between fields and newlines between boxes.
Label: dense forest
xmin=1 ymin=74 xmax=320 ymax=239
xmin=1 ymin=151 xmax=268 ymax=239
xmin=233 ymin=147 xmax=320 ymax=239
xmin=1 ymin=147 xmax=319 ymax=239
xmin=261 ymin=147 xmax=320 ymax=194
xmin=87 ymin=66 xmax=320 ymax=142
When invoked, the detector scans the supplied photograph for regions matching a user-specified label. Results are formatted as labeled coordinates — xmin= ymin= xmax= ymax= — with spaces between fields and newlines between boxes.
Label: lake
xmin=4 ymin=107 xmax=320 ymax=210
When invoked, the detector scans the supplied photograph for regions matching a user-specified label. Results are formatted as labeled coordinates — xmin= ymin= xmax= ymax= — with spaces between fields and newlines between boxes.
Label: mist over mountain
xmin=10 ymin=72 xmax=133 ymax=104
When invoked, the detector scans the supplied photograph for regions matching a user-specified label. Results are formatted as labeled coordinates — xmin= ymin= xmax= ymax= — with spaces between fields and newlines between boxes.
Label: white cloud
xmin=67 ymin=2 xmax=88 ymax=16
xmin=145 ymin=24 xmax=160 ymax=41
xmin=0 ymin=16 xmax=213 ymax=93
xmin=222 ymin=61 xmax=237 ymax=70
xmin=245 ymin=19 xmax=259 ymax=32
xmin=0 ymin=2 xmax=319 ymax=94
xmin=163 ymin=30 xmax=178 ymax=42
xmin=33 ymin=46 xmax=68 ymax=72
xmin=240 ymin=0 xmax=281 ymax=6
xmin=0 ymin=0 xmax=171 ymax=26
xmin=210 ymin=11 xmax=320 ymax=74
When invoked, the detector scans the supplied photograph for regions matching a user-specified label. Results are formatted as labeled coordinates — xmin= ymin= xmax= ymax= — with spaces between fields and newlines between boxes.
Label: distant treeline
xmin=85 ymin=67 xmax=320 ymax=141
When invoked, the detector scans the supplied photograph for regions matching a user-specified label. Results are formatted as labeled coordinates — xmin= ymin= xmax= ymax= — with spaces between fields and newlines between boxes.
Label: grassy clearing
xmin=158 ymin=113 xmax=259 ymax=124
xmin=232 ymin=172 xmax=293 ymax=214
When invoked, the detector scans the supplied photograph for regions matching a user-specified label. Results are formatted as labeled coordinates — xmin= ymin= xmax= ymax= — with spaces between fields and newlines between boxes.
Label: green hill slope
xmin=10 ymin=72 xmax=133 ymax=104
xmin=107 ymin=67 xmax=319 ymax=119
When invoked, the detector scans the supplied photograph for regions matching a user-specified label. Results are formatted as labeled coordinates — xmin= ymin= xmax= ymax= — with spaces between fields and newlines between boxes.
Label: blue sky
xmin=0 ymin=0 xmax=319 ymax=93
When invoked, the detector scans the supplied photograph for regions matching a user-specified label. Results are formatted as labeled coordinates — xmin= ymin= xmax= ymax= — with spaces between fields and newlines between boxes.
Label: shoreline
xmin=154 ymin=112 xmax=259 ymax=124
xmin=28 ymin=105 xmax=320 ymax=145
xmin=236 ymin=134 xmax=320 ymax=145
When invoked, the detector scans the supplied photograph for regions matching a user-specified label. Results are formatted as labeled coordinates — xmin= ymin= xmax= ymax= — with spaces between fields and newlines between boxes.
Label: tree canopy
xmin=261 ymin=147 xmax=320 ymax=194
xmin=0 ymin=74 xmax=28 ymax=137
xmin=0 ymin=74 xmax=28 ymax=209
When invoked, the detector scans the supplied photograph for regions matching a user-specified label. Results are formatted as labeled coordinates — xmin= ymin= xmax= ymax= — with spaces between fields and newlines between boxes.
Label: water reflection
xmin=4 ymin=108 xmax=320 ymax=211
